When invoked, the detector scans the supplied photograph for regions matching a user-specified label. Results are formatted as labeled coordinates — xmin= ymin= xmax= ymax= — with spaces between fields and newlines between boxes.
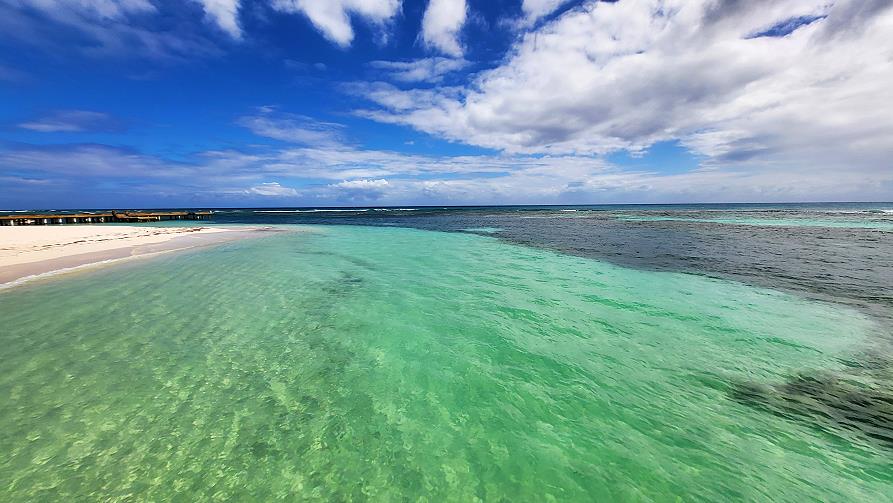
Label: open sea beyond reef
xmin=2 ymin=203 xmax=892 ymax=501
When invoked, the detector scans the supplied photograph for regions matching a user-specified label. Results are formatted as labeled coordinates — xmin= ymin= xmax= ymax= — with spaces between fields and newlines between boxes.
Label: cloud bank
xmin=356 ymin=0 xmax=893 ymax=177
xmin=3 ymin=0 xmax=892 ymax=207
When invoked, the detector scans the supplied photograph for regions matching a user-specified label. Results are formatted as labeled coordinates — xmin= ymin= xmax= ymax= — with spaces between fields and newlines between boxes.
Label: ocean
xmin=1 ymin=203 xmax=891 ymax=500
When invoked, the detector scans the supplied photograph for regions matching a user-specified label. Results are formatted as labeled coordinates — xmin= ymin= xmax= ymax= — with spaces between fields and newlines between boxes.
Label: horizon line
xmin=2 ymin=201 xmax=892 ymax=213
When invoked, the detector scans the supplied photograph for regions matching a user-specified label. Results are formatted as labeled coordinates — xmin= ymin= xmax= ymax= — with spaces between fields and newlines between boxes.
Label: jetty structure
xmin=0 ymin=211 xmax=212 ymax=226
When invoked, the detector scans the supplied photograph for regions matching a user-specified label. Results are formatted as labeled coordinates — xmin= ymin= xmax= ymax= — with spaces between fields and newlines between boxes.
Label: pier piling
xmin=0 ymin=211 xmax=212 ymax=226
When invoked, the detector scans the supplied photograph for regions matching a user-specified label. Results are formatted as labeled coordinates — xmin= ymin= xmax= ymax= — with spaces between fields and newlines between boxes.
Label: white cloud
xmin=331 ymin=178 xmax=389 ymax=188
xmin=247 ymin=182 xmax=298 ymax=196
xmin=237 ymin=108 xmax=345 ymax=145
xmin=325 ymin=178 xmax=391 ymax=201
xmin=0 ymin=144 xmax=183 ymax=178
xmin=195 ymin=0 xmax=242 ymax=38
xmin=354 ymin=0 xmax=893 ymax=179
xmin=368 ymin=57 xmax=469 ymax=82
xmin=421 ymin=0 xmax=467 ymax=56
xmin=18 ymin=110 xmax=122 ymax=132
xmin=3 ymin=138 xmax=892 ymax=206
xmin=3 ymin=0 xmax=403 ymax=49
xmin=270 ymin=0 xmax=400 ymax=47
xmin=521 ymin=0 xmax=573 ymax=24
xmin=0 ymin=0 xmax=222 ymax=59
xmin=10 ymin=0 xmax=155 ymax=18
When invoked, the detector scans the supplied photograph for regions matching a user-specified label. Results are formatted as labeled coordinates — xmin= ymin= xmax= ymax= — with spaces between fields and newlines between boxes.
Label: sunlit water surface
xmin=1 ymin=221 xmax=892 ymax=501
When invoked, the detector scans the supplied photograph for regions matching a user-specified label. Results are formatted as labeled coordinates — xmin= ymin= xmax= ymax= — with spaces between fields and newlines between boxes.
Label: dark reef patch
xmin=729 ymin=372 xmax=893 ymax=447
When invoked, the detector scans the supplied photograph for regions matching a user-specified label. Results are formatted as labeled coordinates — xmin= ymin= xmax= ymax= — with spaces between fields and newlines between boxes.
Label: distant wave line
xmin=254 ymin=208 xmax=419 ymax=213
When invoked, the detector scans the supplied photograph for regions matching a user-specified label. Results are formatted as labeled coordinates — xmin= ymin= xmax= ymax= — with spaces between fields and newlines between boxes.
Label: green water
xmin=617 ymin=215 xmax=893 ymax=230
xmin=1 ymin=226 xmax=890 ymax=501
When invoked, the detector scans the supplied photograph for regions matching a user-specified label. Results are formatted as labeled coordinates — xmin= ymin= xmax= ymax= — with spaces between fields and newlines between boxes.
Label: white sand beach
xmin=0 ymin=225 xmax=267 ymax=287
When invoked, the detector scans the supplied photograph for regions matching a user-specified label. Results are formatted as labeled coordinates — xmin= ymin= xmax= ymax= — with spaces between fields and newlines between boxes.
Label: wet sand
xmin=0 ymin=225 xmax=277 ymax=288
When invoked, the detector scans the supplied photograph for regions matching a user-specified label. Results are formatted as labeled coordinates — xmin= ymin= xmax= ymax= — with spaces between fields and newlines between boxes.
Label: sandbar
xmin=0 ymin=225 xmax=275 ymax=288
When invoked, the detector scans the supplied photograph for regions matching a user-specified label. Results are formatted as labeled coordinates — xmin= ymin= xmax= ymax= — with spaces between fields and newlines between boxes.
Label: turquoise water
xmin=1 ymin=226 xmax=891 ymax=501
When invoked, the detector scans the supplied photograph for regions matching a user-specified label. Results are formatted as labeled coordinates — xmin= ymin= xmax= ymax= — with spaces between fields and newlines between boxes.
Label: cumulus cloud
xmin=195 ymin=0 xmax=242 ymax=38
xmin=354 ymin=0 xmax=893 ymax=178
xmin=270 ymin=0 xmax=400 ymax=47
xmin=247 ymin=182 xmax=298 ymax=196
xmin=368 ymin=57 xmax=469 ymax=82
xmin=326 ymin=178 xmax=391 ymax=201
xmin=4 ymin=0 xmax=892 ymax=206
xmin=18 ymin=110 xmax=124 ymax=133
xmin=421 ymin=0 xmax=467 ymax=56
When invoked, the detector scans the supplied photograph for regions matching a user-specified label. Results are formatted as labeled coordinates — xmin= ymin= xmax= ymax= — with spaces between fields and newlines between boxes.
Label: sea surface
xmin=1 ymin=203 xmax=892 ymax=501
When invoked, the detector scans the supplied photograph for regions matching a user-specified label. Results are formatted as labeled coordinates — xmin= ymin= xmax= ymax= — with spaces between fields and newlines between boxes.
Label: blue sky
xmin=1 ymin=0 xmax=891 ymax=208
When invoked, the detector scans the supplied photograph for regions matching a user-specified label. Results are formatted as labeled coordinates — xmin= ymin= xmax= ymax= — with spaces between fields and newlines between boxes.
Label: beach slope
xmin=0 ymin=225 xmax=260 ymax=287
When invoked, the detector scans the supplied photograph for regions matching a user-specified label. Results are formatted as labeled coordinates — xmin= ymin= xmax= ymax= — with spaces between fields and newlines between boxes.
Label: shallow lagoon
xmin=1 ymin=225 xmax=891 ymax=501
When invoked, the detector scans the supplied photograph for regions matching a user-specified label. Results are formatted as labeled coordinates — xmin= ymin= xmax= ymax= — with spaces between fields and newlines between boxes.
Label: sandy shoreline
xmin=0 ymin=225 xmax=273 ymax=288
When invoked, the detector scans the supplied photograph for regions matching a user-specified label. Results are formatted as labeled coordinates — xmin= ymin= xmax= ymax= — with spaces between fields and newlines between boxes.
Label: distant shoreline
xmin=1 ymin=201 xmax=892 ymax=214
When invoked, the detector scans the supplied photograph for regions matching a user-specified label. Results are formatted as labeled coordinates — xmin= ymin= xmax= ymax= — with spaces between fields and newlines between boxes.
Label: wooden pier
xmin=0 ymin=211 xmax=212 ymax=226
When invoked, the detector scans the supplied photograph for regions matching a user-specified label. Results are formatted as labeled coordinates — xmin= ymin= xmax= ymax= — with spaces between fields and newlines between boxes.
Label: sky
xmin=0 ymin=0 xmax=891 ymax=208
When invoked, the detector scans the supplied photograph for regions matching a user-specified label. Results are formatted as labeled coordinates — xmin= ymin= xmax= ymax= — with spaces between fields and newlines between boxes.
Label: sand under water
xmin=1 ymin=204 xmax=891 ymax=500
